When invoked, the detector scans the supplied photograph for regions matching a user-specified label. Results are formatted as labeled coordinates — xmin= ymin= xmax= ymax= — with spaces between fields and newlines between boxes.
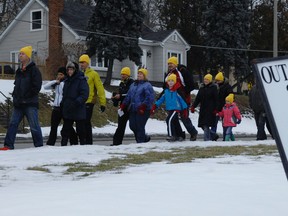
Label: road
xmin=0 ymin=134 xmax=271 ymax=149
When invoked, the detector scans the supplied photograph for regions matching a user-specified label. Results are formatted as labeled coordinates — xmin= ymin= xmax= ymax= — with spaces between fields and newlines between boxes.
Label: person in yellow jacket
xmin=79 ymin=54 xmax=106 ymax=144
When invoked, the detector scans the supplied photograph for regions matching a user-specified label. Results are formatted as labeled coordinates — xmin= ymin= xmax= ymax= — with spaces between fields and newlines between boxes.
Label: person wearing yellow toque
xmin=0 ymin=45 xmax=43 ymax=150
xmin=111 ymin=67 xmax=134 ymax=146
xmin=190 ymin=73 xmax=218 ymax=141
xmin=212 ymin=71 xmax=233 ymax=141
xmin=119 ymin=68 xmax=154 ymax=143
xmin=217 ymin=93 xmax=241 ymax=141
xmin=79 ymin=54 xmax=106 ymax=144
xmin=163 ymin=56 xmax=198 ymax=141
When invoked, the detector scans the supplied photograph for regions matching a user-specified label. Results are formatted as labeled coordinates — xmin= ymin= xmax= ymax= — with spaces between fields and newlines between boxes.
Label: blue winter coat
xmin=62 ymin=70 xmax=89 ymax=120
xmin=123 ymin=80 xmax=154 ymax=112
xmin=155 ymin=88 xmax=187 ymax=111
xmin=12 ymin=61 xmax=42 ymax=108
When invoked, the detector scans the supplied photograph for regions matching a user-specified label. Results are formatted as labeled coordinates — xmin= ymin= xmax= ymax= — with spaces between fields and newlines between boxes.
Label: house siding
xmin=0 ymin=1 xmax=49 ymax=63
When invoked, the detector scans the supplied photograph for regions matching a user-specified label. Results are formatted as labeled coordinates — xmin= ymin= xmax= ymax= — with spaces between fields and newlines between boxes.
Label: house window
xmin=172 ymin=34 xmax=178 ymax=42
xmin=90 ymin=56 xmax=108 ymax=69
xmin=168 ymin=51 xmax=182 ymax=64
xmin=31 ymin=10 xmax=43 ymax=31
xmin=10 ymin=51 xmax=20 ymax=70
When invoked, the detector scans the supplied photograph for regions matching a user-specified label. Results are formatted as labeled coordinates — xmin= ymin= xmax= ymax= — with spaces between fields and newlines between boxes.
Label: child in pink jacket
xmin=218 ymin=94 xmax=241 ymax=141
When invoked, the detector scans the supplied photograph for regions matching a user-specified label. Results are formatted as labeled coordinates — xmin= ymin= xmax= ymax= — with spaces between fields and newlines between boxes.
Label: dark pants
xmin=61 ymin=119 xmax=86 ymax=146
xmin=254 ymin=111 xmax=273 ymax=140
xmin=129 ymin=111 xmax=150 ymax=143
xmin=85 ymin=103 xmax=94 ymax=144
xmin=46 ymin=107 xmax=78 ymax=145
xmin=166 ymin=111 xmax=182 ymax=137
xmin=180 ymin=108 xmax=198 ymax=136
xmin=4 ymin=106 xmax=43 ymax=149
xmin=113 ymin=111 xmax=129 ymax=145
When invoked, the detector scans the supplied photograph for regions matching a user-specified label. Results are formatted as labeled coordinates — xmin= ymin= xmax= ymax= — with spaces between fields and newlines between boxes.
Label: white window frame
xmin=90 ymin=55 xmax=108 ymax=70
xmin=172 ymin=33 xmax=178 ymax=42
xmin=167 ymin=51 xmax=183 ymax=70
xmin=10 ymin=51 xmax=20 ymax=70
xmin=30 ymin=9 xmax=43 ymax=31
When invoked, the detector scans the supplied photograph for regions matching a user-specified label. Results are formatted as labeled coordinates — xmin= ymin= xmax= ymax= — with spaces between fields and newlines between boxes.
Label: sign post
xmin=252 ymin=57 xmax=288 ymax=180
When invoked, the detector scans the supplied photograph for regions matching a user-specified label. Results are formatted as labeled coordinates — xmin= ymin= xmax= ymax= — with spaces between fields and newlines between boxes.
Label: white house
xmin=0 ymin=0 xmax=190 ymax=82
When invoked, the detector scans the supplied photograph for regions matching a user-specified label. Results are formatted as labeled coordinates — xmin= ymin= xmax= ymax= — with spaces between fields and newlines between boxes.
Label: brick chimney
xmin=46 ymin=0 xmax=65 ymax=79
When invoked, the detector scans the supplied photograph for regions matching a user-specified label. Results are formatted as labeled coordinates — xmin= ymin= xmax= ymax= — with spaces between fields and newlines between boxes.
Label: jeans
xmin=4 ymin=106 xmax=43 ymax=149
xmin=202 ymin=126 xmax=212 ymax=141
xmin=129 ymin=111 xmax=150 ymax=143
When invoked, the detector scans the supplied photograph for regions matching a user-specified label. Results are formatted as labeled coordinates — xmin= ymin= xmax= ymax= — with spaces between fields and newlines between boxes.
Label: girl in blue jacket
xmin=151 ymin=74 xmax=187 ymax=142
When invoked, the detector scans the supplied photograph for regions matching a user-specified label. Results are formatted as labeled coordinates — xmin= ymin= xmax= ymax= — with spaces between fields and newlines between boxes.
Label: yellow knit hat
xmin=167 ymin=74 xmax=176 ymax=83
xmin=79 ymin=54 xmax=90 ymax=64
xmin=215 ymin=72 xmax=224 ymax=81
xmin=120 ymin=67 xmax=131 ymax=76
xmin=20 ymin=46 xmax=33 ymax=59
xmin=226 ymin=94 xmax=234 ymax=103
xmin=167 ymin=56 xmax=178 ymax=66
xmin=204 ymin=74 xmax=213 ymax=82
xmin=138 ymin=68 xmax=148 ymax=78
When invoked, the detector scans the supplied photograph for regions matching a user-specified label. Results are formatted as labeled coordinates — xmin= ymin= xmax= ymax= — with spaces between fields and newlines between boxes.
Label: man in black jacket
xmin=249 ymin=84 xmax=273 ymax=140
xmin=0 ymin=46 xmax=43 ymax=150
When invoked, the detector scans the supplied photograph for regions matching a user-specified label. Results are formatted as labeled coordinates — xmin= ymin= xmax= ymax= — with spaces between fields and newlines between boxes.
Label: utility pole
xmin=273 ymin=0 xmax=278 ymax=57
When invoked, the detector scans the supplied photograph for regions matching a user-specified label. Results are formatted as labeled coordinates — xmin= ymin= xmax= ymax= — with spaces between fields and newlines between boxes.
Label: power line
xmin=4 ymin=18 xmax=288 ymax=54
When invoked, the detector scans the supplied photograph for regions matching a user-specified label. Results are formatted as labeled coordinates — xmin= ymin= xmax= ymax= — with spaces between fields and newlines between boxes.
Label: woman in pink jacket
xmin=218 ymin=94 xmax=241 ymax=141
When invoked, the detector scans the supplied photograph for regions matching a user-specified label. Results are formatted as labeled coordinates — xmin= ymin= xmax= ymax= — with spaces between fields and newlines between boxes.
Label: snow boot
xmin=225 ymin=135 xmax=230 ymax=141
xmin=231 ymin=134 xmax=235 ymax=141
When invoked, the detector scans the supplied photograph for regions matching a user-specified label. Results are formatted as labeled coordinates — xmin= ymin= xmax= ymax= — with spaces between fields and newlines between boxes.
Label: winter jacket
xmin=83 ymin=67 xmax=106 ymax=106
xmin=118 ymin=78 xmax=134 ymax=104
xmin=216 ymin=79 xmax=233 ymax=111
xmin=249 ymin=85 xmax=265 ymax=113
xmin=193 ymin=82 xmax=218 ymax=127
xmin=218 ymin=102 xmax=241 ymax=127
xmin=12 ymin=61 xmax=42 ymax=108
xmin=43 ymin=80 xmax=64 ymax=107
xmin=155 ymin=88 xmax=187 ymax=111
xmin=62 ymin=70 xmax=89 ymax=120
xmin=123 ymin=80 xmax=154 ymax=112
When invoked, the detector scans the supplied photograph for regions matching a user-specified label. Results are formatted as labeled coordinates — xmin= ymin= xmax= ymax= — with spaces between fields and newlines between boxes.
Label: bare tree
xmin=142 ymin=0 xmax=161 ymax=30
xmin=62 ymin=42 xmax=87 ymax=63
xmin=0 ymin=0 xmax=28 ymax=33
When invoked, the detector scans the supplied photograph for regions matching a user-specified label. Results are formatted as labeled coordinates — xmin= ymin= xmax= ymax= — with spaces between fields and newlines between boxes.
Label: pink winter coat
xmin=218 ymin=102 xmax=241 ymax=127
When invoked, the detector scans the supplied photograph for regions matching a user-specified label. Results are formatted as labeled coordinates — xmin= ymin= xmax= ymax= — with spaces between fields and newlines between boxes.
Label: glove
xmin=190 ymin=106 xmax=195 ymax=113
xmin=237 ymin=119 xmax=241 ymax=124
xmin=182 ymin=109 xmax=188 ymax=119
xmin=119 ymin=103 xmax=126 ymax=111
xmin=138 ymin=104 xmax=147 ymax=115
xmin=100 ymin=106 xmax=106 ymax=112
xmin=150 ymin=104 xmax=157 ymax=115
xmin=213 ymin=109 xmax=218 ymax=115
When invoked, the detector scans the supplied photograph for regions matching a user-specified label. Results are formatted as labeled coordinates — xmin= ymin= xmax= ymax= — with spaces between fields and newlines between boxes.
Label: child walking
xmin=217 ymin=94 xmax=241 ymax=141
xmin=151 ymin=74 xmax=187 ymax=142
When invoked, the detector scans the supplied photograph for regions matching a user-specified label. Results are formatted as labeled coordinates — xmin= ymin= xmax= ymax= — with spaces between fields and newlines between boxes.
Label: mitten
xmin=190 ymin=106 xmax=195 ymax=113
xmin=150 ymin=104 xmax=157 ymax=115
xmin=236 ymin=119 xmax=241 ymax=124
xmin=119 ymin=103 xmax=126 ymax=111
xmin=182 ymin=109 xmax=188 ymax=119
xmin=100 ymin=106 xmax=106 ymax=112
xmin=138 ymin=104 xmax=147 ymax=115
xmin=213 ymin=109 xmax=218 ymax=115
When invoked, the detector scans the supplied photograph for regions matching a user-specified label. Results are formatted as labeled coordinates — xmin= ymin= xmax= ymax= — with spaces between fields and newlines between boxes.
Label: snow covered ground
xmin=0 ymin=79 xmax=287 ymax=216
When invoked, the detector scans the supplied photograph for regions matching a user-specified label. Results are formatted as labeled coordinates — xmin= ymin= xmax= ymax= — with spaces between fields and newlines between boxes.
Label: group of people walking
xmin=0 ymin=45 xmax=271 ymax=150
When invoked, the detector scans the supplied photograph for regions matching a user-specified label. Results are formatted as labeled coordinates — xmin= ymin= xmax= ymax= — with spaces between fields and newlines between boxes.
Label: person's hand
xmin=190 ymin=106 xmax=195 ymax=113
xmin=236 ymin=119 xmax=241 ymax=124
xmin=213 ymin=110 xmax=218 ymax=115
xmin=138 ymin=104 xmax=147 ymax=115
xmin=119 ymin=103 xmax=126 ymax=111
xmin=100 ymin=106 xmax=106 ymax=112
xmin=150 ymin=104 xmax=157 ymax=115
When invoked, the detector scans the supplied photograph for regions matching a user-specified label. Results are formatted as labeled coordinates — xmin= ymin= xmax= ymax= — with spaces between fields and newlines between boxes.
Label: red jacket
xmin=218 ymin=102 xmax=241 ymax=127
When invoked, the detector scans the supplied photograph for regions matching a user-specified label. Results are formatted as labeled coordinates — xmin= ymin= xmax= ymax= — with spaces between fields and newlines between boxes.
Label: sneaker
xmin=166 ymin=136 xmax=177 ymax=142
xmin=177 ymin=137 xmax=184 ymax=142
xmin=0 ymin=146 xmax=11 ymax=151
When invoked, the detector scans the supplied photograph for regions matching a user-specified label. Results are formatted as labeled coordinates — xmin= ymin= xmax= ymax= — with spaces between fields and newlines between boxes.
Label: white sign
xmin=253 ymin=57 xmax=288 ymax=180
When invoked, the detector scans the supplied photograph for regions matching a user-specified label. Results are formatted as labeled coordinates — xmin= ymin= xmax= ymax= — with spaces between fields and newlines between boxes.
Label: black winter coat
xmin=193 ymin=82 xmax=218 ymax=127
xmin=112 ymin=78 xmax=134 ymax=106
xmin=217 ymin=79 xmax=233 ymax=111
xmin=62 ymin=71 xmax=89 ymax=120
xmin=12 ymin=62 xmax=42 ymax=108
